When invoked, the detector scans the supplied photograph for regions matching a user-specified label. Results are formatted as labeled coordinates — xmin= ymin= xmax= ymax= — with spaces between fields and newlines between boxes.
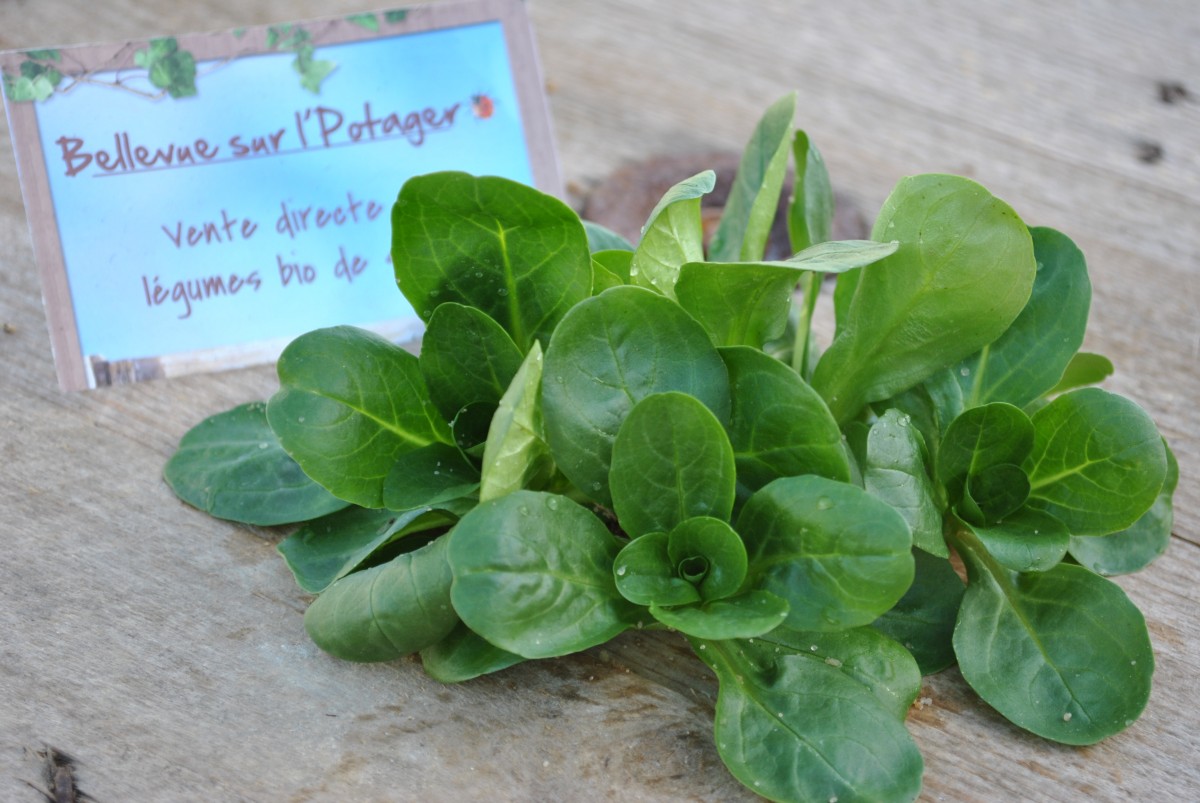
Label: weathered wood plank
xmin=1 ymin=1 xmax=1196 ymax=801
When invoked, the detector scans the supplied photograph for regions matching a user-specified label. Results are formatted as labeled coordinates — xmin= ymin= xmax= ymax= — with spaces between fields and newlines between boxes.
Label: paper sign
xmin=1 ymin=0 xmax=559 ymax=390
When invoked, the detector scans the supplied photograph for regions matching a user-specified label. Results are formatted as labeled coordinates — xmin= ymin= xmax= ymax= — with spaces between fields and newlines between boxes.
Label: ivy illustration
xmin=267 ymin=25 xmax=337 ymax=95
xmin=134 ymin=38 xmax=198 ymax=99
xmin=2 ymin=50 xmax=64 ymax=102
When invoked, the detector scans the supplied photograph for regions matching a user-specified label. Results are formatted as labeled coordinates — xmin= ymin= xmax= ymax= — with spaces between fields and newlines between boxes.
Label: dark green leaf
xmin=709 ymin=92 xmax=795 ymax=262
xmin=164 ymin=401 xmax=349 ymax=526
xmin=872 ymin=549 xmax=965 ymax=675
xmin=267 ymin=326 xmax=452 ymax=508
xmin=583 ymin=220 xmax=634 ymax=252
xmin=722 ymin=346 xmax=850 ymax=499
xmin=629 ymin=171 xmax=714 ymax=298
xmin=383 ymin=442 xmax=479 ymax=511
xmin=613 ymin=532 xmax=700 ymax=607
xmin=865 ymin=408 xmax=947 ymax=557
xmin=542 ymin=286 xmax=730 ymax=506
xmin=667 ymin=517 xmax=747 ymax=601
xmin=956 ymin=227 xmax=1091 ymax=408
xmin=1069 ymin=440 xmax=1177 ymax=576
xmin=420 ymin=622 xmax=524 ymax=683
xmin=420 ymin=302 xmax=524 ymax=424
xmin=448 ymin=491 xmax=636 ymax=658
xmin=479 ymin=342 xmax=555 ymax=501
xmin=392 ymin=172 xmax=592 ymax=351
xmin=748 ymin=625 xmax=923 ymax=721
xmin=697 ymin=641 xmax=923 ymax=803
xmin=384 ymin=10 xmax=409 ymax=24
xmin=1024 ymin=389 xmax=1167 ymax=535
xmin=610 ymin=393 xmax=736 ymax=537
xmin=813 ymin=174 xmax=1036 ymax=423
xmin=278 ymin=504 xmax=463 ymax=593
xmin=346 ymin=13 xmax=380 ymax=31
xmin=937 ymin=402 xmax=1033 ymax=504
xmin=737 ymin=475 xmax=914 ymax=631
xmin=650 ymin=591 xmax=788 ymax=639
xmin=959 ymin=508 xmax=1069 ymax=573
xmin=961 ymin=463 xmax=1030 ymax=525
xmin=953 ymin=538 xmax=1154 ymax=744
xmin=304 ymin=535 xmax=458 ymax=662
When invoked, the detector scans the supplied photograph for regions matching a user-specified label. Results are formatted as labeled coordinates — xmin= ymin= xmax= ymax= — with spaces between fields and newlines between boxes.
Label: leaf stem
xmin=791 ymin=271 xmax=820 ymax=377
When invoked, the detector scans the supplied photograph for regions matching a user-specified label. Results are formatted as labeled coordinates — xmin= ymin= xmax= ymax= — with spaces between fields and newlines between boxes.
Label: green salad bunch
xmin=166 ymin=93 xmax=1175 ymax=802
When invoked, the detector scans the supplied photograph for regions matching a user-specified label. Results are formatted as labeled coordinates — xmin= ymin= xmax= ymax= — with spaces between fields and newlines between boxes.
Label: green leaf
xmin=392 ymin=172 xmax=592 ymax=351
xmin=267 ymin=326 xmax=452 ymax=508
xmin=667 ymin=517 xmax=747 ymax=601
xmin=24 ymin=49 xmax=62 ymax=62
xmin=650 ymin=591 xmax=788 ymax=639
xmin=1069 ymin=440 xmax=1177 ymax=576
xmin=610 ymin=393 xmax=736 ymax=537
xmin=383 ymin=442 xmax=479 ymax=511
xmin=613 ymin=531 xmax=700 ymax=607
xmin=346 ymin=13 xmax=380 ymax=31
xmin=1044 ymin=351 xmax=1115 ymax=398
xmin=304 ymin=535 xmax=458 ymax=662
xmin=384 ymin=10 xmax=409 ymax=24
xmin=150 ymin=50 xmax=198 ymax=98
xmin=748 ymin=625 xmax=923 ymax=721
xmin=592 ymin=249 xmax=633 ymax=284
xmin=675 ymin=262 xmax=798 ymax=349
xmin=420 ymin=302 xmax=524 ymax=424
xmin=737 ymin=475 xmax=914 ymax=631
xmin=447 ymin=491 xmax=636 ymax=658
xmin=953 ymin=538 xmax=1154 ymax=744
xmin=541 ymin=286 xmax=730 ymax=506
xmin=420 ymin=622 xmax=524 ymax=683
xmin=960 ymin=508 xmax=1069 ymax=573
xmin=295 ymin=56 xmax=336 ymax=94
xmin=721 ymin=346 xmax=850 ymax=499
xmin=583 ymin=220 xmax=634 ymax=252
xmin=164 ymin=402 xmax=349 ymax=526
xmin=697 ymin=641 xmax=923 ymax=803
xmin=937 ymin=402 xmax=1033 ymax=505
xmin=629 ymin=170 xmax=714 ymax=298
xmin=1024 ymin=388 xmax=1167 ymax=535
xmin=864 ymin=408 xmax=947 ymax=557
xmin=813 ymin=174 xmax=1036 ymax=424
xmin=872 ymin=549 xmax=965 ymax=675
xmin=479 ymin=342 xmax=555 ymax=502
xmin=961 ymin=463 xmax=1030 ymax=526
xmin=709 ymin=92 xmax=796 ymax=262
xmin=787 ymin=129 xmax=834 ymax=252
xmin=956 ymin=227 xmax=1091 ymax=408
xmin=278 ymin=504 xmax=463 ymax=593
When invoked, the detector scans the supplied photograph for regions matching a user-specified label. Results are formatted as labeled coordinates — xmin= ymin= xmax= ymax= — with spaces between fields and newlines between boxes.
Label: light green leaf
xmin=957 ymin=227 xmax=1091 ymax=408
xmin=865 ymin=408 xmax=947 ymax=557
xmin=721 ymin=346 xmax=850 ymax=500
xmin=420 ymin=302 xmax=524 ymax=424
xmin=304 ymin=535 xmax=458 ymax=662
xmin=278 ymin=504 xmax=464 ymax=593
xmin=610 ymin=393 xmax=736 ymax=537
xmin=709 ymin=92 xmax=796 ymax=262
xmin=650 ymin=591 xmax=788 ymax=640
xmin=737 ymin=475 xmax=914 ymax=631
xmin=479 ymin=342 xmax=555 ymax=502
xmin=813 ymin=174 xmax=1036 ymax=423
xmin=1024 ymin=389 xmax=1167 ymax=535
xmin=629 ymin=171 xmax=715 ymax=298
xmin=787 ymin=129 xmax=834 ymax=252
xmin=1069 ymin=440 xmax=1177 ymax=576
xmin=267 ymin=326 xmax=452 ymax=508
xmin=583 ymin=220 xmax=634 ymax=252
xmin=542 ymin=286 xmax=730 ymax=506
xmin=164 ymin=401 xmax=349 ymax=526
xmin=872 ymin=549 xmax=965 ymax=675
xmin=392 ymin=172 xmax=592 ymax=351
xmin=420 ymin=622 xmax=524 ymax=683
xmin=1042 ymin=351 xmax=1115 ymax=400
xmin=448 ymin=491 xmax=637 ymax=658
xmin=953 ymin=539 xmax=1154 ymax=744
xmin=675 ymin=262 xmax=799 ymax=348
xmin=697 ymin=641 xmax=923 ymax=803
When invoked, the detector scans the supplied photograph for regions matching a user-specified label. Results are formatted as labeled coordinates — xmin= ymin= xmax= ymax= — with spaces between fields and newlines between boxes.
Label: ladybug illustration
xmin=471 ymin=93 xmax=495 ymax=119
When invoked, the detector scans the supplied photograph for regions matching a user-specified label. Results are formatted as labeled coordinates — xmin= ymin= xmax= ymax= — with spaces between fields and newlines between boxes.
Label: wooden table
xmin=2 ymin=1 xmax=1196 ymax=800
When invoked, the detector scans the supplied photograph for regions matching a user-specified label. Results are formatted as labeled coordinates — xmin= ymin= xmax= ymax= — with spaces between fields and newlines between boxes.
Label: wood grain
xmin=1 ymin=1 xmax=1197 ymax=800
